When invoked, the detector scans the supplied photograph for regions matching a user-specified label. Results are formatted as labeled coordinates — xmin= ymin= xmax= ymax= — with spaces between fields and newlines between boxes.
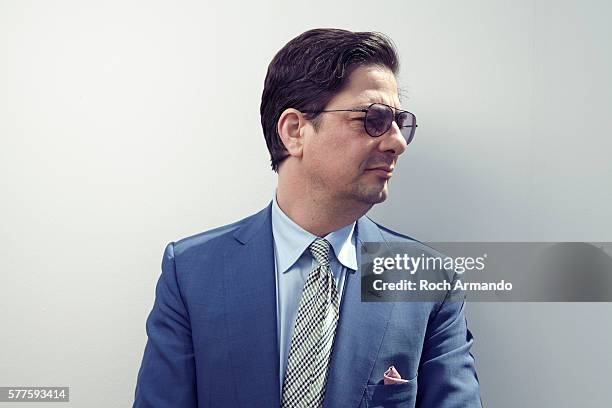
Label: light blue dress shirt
xmin=271 ymin=195 xmax=357 ymax=395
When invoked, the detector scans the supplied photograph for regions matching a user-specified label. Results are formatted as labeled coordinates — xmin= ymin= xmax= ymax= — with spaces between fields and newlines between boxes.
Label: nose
xmin=377 ymin=121 xmax=407 ymax=156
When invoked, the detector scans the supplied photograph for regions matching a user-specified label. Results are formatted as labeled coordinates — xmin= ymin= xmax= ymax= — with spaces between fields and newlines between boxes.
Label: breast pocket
xmin=364 ymin=376 xmax=417 ymax=408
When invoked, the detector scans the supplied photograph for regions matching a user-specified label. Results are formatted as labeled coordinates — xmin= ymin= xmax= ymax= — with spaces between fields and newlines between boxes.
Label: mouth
xmin=364 ymin=165 xmax=394 ymax=179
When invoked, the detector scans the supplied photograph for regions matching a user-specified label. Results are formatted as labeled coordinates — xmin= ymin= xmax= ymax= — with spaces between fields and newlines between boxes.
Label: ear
xmin=277 ymin=108 xmax=309 ymax=158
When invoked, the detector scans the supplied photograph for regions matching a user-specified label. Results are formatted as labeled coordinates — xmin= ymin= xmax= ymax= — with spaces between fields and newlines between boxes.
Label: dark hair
xmin=260 ymin=28 xmax=400 ymax=172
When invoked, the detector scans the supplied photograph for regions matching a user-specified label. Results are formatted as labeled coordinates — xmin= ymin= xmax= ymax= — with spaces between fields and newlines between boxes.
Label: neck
xmin=276 ymin=170 xmax=371 ymax=237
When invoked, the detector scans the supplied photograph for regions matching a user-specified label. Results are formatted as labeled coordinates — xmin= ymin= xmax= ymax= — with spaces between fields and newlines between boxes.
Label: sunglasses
xmin=302 ymin=103 xmax=418 ymax=144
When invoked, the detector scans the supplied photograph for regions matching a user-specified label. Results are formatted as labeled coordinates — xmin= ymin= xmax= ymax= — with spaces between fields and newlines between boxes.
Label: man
xmin=134 ymin=28 xmax=481 ymax=407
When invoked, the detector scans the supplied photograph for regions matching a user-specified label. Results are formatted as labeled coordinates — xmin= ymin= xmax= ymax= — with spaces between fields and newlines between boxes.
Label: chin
xmin=354 ymin=183 xmax=389 ymax=204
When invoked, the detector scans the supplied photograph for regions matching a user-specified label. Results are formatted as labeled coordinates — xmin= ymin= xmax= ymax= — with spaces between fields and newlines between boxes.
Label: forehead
xmin=330 ymin=65 xmax=400 ymax=108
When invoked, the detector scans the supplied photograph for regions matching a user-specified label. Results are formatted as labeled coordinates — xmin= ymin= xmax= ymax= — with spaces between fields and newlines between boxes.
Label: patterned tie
xmin=281 ymin=238 xmax=340 ymax=408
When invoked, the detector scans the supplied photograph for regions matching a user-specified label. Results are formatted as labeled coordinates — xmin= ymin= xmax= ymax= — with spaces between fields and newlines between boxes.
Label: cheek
xmin=322 ymin=149 xmax=368 ymax=180
xmin=305 ymin=125 xmax=370 ymax=176
xmin=305 ymin=130 xmax=342 ymax=165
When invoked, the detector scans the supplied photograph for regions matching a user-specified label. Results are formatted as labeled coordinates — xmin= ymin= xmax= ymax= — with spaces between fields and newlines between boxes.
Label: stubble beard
xmin=352 ymin=179 xmax=389 ymax=205
xmin=308 ymin=169 xmax=389 ymax=211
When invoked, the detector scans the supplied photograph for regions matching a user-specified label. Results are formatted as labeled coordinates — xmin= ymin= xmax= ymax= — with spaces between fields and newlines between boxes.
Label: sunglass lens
xmin=365 ymin=104 xmax=393 ymax=137
xmin=397 ymin=111 xmax=416 ymax=144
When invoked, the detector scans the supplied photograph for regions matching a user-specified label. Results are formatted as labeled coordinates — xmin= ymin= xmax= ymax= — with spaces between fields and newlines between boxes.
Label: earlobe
xmin=277 ymin=108 xmax=305 ymax=158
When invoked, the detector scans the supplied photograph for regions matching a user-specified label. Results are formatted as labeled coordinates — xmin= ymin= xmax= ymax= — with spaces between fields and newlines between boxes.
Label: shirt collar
xmin=271 ymin=194 xmax=357 ymax=274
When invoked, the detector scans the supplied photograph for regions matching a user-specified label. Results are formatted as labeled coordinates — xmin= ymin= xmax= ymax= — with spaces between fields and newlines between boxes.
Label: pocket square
xmin=383 ymin=365 xmax=410 ymax=385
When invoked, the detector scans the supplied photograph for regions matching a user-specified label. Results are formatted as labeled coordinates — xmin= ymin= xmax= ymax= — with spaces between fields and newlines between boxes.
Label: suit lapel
xmin=323 ymin=216 xmax=396 ymax=408
xmin=224 ymin=203 xmax=280 ymax=407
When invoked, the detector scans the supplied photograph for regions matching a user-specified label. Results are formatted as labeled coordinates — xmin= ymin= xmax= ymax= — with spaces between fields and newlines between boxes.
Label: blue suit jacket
xmin=134 ymin=203 xmax=481 ymax=407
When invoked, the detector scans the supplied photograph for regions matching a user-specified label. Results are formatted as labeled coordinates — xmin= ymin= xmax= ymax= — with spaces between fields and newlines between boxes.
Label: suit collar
xmin=232 ymin=202 xmax=272 ymax=245
xmin=356 ymin=215 xmax=387 ymax=249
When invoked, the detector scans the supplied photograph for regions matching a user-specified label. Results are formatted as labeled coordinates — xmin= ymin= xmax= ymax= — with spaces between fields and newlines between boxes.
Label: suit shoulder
xmin=367 ymin=218 xmax=449 ymax=256
xmin=366 ymin=217 xmax=420 ymax=243
xmin=171 ymin=207 xmax=266 ymax=256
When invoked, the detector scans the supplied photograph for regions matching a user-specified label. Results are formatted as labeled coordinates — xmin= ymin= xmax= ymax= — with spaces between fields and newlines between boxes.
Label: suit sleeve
xmin=133 ymin=242 xmax=197 ymax=407
xmin=416 ymin=273 xmax=483 ymax=407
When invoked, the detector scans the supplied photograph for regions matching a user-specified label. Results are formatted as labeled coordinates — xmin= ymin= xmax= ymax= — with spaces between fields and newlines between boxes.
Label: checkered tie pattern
xmin=281 ymin=238 xmax=340 ymax=408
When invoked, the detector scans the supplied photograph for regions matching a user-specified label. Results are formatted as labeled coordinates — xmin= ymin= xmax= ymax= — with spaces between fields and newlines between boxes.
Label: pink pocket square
xmin=383 ymin=365 xmax=410 ymax=385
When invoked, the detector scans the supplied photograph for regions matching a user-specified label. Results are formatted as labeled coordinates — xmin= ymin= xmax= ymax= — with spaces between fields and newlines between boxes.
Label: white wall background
xmin=1 ymin=0 xmax=610 ymax=406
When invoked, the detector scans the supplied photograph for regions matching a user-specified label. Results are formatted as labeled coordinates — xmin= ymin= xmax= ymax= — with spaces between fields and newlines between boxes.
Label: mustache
xmin=364 ymin=155 xmax=396 ymax=169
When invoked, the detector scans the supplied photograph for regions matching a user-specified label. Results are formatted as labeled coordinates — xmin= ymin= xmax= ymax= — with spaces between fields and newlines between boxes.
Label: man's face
xmin=301 ymin=64 xmax=407 ymax=206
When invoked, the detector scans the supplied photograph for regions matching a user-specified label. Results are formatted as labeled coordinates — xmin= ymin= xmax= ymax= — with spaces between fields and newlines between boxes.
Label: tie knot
xmin=308 ymin=238 xmax=331 ymax=266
